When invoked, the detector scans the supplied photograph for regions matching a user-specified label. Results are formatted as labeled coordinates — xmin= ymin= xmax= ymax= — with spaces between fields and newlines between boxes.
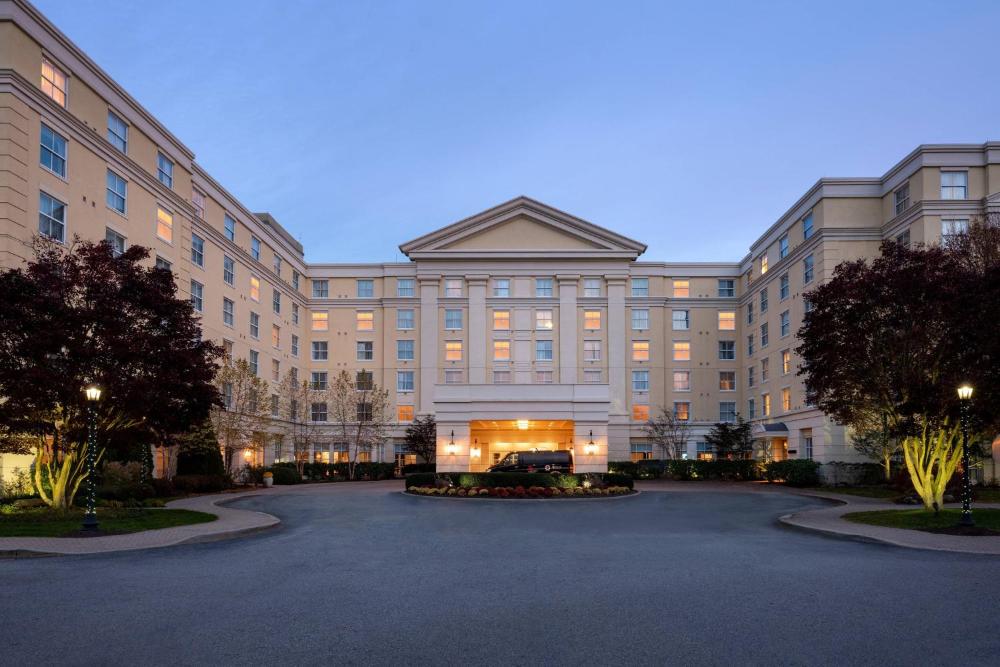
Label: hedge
xmin=401 ymin=463 xmax=436 ymax=475
xmin=172 ymin=474 xmax=231 ymax=493
xmin=268 ymin=463 xmax=302 ymax=485
xmin=608 ymin=459 xmax=763 ymax=481
xmin=764 ymin=460 xmax=820 ymax=487
xmin=404 ymin=472 xmax=633 ymax=490
xmin=301 ymin=462 xmax=397 ymax=481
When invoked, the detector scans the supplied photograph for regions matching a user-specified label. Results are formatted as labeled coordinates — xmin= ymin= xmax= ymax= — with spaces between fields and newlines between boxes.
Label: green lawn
xmin=0 ymin=507 xmax=216 ymax=537
xmin=844 ymin=508 xmax=1000 ymax=532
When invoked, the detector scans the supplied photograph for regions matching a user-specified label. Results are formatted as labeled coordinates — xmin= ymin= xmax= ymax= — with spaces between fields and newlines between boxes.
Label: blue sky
xmin=36 ymin=0 xmax=1000 ymax=263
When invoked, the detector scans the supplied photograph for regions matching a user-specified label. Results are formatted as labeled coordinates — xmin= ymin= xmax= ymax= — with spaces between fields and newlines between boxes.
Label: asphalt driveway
xmin=1 ymin=481 xmax=998 ymax=665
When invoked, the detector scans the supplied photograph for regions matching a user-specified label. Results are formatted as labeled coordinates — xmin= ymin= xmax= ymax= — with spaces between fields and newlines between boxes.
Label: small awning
xmin=752 ymin=422 xmax=788 ymax=438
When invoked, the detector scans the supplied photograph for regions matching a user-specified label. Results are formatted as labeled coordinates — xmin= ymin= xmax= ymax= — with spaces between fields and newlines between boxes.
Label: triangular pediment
xmin=399 ymin=197 xmax=647 ymax=260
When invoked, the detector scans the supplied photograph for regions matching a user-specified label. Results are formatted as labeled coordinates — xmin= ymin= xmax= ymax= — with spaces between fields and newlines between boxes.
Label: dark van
xmin=488 ymin=450 xmax=573 ymax=474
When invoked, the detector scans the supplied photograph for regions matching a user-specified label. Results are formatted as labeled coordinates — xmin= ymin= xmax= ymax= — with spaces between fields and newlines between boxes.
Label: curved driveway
xmin=2 ymin=481 xmax=998 ymax=665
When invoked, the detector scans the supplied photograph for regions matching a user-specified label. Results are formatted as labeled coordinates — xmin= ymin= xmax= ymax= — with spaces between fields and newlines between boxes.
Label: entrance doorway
xmin=469 ymin=420 xmax=574 ymax=472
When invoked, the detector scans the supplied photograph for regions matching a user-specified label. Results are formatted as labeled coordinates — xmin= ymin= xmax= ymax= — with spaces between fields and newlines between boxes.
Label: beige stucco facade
xmin=1 ymin=0 xmax=999 ymax=482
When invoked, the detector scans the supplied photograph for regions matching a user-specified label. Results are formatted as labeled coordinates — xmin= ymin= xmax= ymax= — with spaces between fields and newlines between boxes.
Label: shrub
xmin=98 ymin=461 xmax=154 ymax=501
xmin=150 ymin=478 xmax=176 ymax=498
xmin=172 ymin=474 xmax=230 ymax=494
xmin=402 ymin=463 xmax=436 ymax=475
xmin=765 ymin=460 xmax=820 ymax=487
xmin=267 ymin=464 xmax=302 ymax=485
xmin=406 ymin=472 xmax=633 ymax=490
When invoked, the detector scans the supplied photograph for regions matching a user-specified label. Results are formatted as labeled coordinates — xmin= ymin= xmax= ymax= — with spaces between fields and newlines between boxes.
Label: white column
xmin=558 ymin=275 xmax=579 ymax=384
xmin=436 ymin=421 xmax=471 ymax=472
xmin=467 ymin=275 xmax=488 ymax=384
xmin=418 ymin=276 xmax=439 ymax=415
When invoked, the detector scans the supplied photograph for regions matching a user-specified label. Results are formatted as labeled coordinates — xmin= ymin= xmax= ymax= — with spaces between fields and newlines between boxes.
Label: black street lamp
xmin=82 ymin=384 xmax=102 ymax=533
xmin=957 ymin=384 xmax=974 ymax=528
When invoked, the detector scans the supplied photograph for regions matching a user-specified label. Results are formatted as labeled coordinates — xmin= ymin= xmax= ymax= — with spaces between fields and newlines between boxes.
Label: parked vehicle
xmin=488 ymin=450 xmax=573 ymax=474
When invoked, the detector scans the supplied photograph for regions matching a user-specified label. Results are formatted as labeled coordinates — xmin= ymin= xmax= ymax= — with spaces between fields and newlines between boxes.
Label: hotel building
xmin=1 ymin=0 xmax=998 ymax=481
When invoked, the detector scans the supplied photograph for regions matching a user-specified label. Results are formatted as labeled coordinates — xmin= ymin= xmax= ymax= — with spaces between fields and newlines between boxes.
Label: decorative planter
xmin=263 ymin=476 xmax=274 ymax=488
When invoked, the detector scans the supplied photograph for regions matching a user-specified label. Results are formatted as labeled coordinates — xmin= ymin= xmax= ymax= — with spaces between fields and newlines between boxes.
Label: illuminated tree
xmin=642 ymin=407 xmax=690 ymax=459
xmin=211 ymin=358 xmax=270 ymax=476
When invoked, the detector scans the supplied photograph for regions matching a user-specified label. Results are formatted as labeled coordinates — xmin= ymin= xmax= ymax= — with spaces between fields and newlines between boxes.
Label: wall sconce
xmin=446 ymin=430 xmax=458 ymax=456
xmin=470 ymin=438 xmax=481 ymax=459
xmin=243 ymin=450 xmax=253 ymax=461
xmin=584 ymin=430 xmax=598 ymax=456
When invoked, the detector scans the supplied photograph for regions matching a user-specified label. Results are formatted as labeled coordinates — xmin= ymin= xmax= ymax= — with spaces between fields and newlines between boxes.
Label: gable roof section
xmin=399 ymin=196 xmax=647 ymax=260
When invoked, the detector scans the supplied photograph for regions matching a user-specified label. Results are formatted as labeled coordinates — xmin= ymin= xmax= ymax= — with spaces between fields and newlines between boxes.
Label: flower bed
xmin=407 ymin=484 xmax=635 ymax=499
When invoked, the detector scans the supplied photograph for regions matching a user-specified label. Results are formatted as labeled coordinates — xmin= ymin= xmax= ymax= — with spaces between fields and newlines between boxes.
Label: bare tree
xmin=210 ymin=358 xmax=270 ymax=476
xmin=275 ymin=370 xmax=324 ymax=476
xmin=330 ymin=370 xmax=390 ymax=480
xmin=643 ymin=407 xmax=690 ymax=459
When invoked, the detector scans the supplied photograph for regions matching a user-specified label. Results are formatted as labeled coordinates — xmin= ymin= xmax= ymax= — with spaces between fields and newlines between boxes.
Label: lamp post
xmin=957 ymin=384 xmax=974 ymax=528
xmin=82 ymin=384 xmax=102 ymax=533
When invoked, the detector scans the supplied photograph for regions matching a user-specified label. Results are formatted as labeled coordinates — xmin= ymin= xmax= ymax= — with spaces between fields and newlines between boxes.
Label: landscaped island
xmin=405 ymin=472 xmax=635 ymax=499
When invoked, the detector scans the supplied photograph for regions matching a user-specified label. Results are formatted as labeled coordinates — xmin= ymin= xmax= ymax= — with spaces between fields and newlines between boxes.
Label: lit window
xmin=223 ymin=256 xmax=235 ymax=286
xmin=536 ymin=340 xmax=553 ymax=361
xmin=445 ymin=309 xmax=463 ymax=330
xmin=803 ymin=254 xmax=814 ymax=284
xmin=397 ymin=371 xmax=415 ymax=392
xmin=356 ymin=341 xmax=374 ymax=361
xmin=249 ymin=312 xmax=260 ymax=338
xmin=631 ymin=442 xmax=653 ymax=461
xmin=493 ymin=279 xmax=510 ymax=297
xmin=493 ymin=340 xmax=511 ymax=361
xmin=941 ymin=171 xmax=967 ymax=200
xmin=156 ymin=207 xmax=173 ymax=242
xmin=222 ymin=298 xmax=234 ymax=327
xmin=536 ymin=310 xmax=553 ymax=330
xmin=535 ymin=371 xmax=553 ymax=384
xmin=631 ymin=278 xmax=649 ymax=297
xmin=107 ymin=111 xmax=128 ymax=153
xmin=157 ymin=152 xmax=173 ymax=188
xmin=674 ymin=402 xmax=690 ymax=422
xmin=397 ymin=309 xmax=414 ymax=330
xmin=397 ymin=340 xmax=415 ymax=361
xmin=779 ymin=235 xmax=789 ymax=259
xmin=632 ymin=370 xmax=649 ymax=391
xmin=397 ymin=278 xmax=415 ymax=297
xmin=584 ymin=340 xmax=601 ymax=361
xmin=779 ymin=274 xmax=789 ymax=299
xmin=535 ymin=278 xmax=553 ymax=297
xmin=249 ymin=276 xmax=260 ymax=301
xmin=493 ymin=310 xmax=510 ymax=330
xmin=584 ymin=310 xmax=601 ymax=329
xmin=494 ymin=370 xmax=511 ymax=384
xmin=251 ymin=236 xmax=261 ymax=261
xmin=760 ymin=254 xmax=769 ymax=275
xmin=398 ymin=405 xmax=414 ymax=422
xmin=672 ymin=310 xmax=689 ymax=330
xmin=632 ymin=309 xmax=649 ymax=330
xmin=445 ymin=341 xmax=463 ymax=361
xmin=782 ymin=349 xmax=791 ymax=374
xmin=312 ymin=280 xmax=328 ymax=298
xmin=272 ymin=324 xmax=280 ymax=348
xmin=357 ymin=311 xmax=374 ymax=331
xmin=190 ymin=280 xmax=203 ymax=312
xmin=673 ymin=280 xmax=689 ymax=298
xmin=224 ymin=215 xmax=236 ymax=242
xmin=780 ymin=311 xmax=790 ymax=337
xmin=718 ymin=279 xmax=735 ymax=298
xmin=718 ymin=311 xmax=735 ymax=330
xmin=40 ymin=59 xmax=67 ymax=106
xmin=762 ymin=393 xmax=771 ymax=417
xmin=719 ymin=341 xmax=735 ymax=360
xmin=106 ymin=171 xmax=126 ymax=214
xmin=444 ymin=279 xmax=462 ymax=297
xmin=311 ymin=311 xmax=328 ymax=331
xmin=191 ymin=233 xmax=204 ymax=267
xmin=673 ymin=341 xmax=690 ymax=361
xmin=719 ymin=371 xmax=736 ymax=391
xmin=357 ymin=279 xmax=374 ymax=298
xmin=40 ymin=124 xmax=67 ymax=177
xmin=632 ymin=341 xmax=649 ymax=362
xmin=633 ymin=405 xmax=650 ymax=421
xmin=584 ymin=278 xmax=601 ymax=297
xmin=673 ymin=371 xmax=690 ymax=391
xmin=781 ymin=387 xmax=792 ymax=412
xmin=894 ymin=184 xmax=910 ymax=216
xmin=802 ymin=213 xmax=814 ymax=240
xmin=105 ymin=228 xmax=126 ymax=257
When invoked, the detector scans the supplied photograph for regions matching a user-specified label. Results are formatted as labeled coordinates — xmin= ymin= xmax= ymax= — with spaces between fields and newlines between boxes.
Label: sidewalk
xmin=0 ymin=489 xmax=280 ymax=558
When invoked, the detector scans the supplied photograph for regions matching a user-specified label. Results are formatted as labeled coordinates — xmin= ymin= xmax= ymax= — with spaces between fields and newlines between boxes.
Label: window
xmin=250 ymin=236 xmax=261 ymax=261
xmin=781 ymin=387 xmax=792 ymax=412
xmin=38 ymin=192 xmax=66 ymax=242
xmin=584 ymin=369 xmax=602 ymax=383
xmin=762 ymin=393 xmax=771 ymax=417
xmin=357 ymin=341 xmax=374 ymax=361
xmin=40 ymin=59 xmax=67 ymax=106
xmin=942 ymin=218 xmax=969 ymax=243
xmin=747 ymin=398 xmax=756 ymax=419
xmin=781 ymin=349 xmax=791 ymax=374
xmin=107 ymin=111 xmax=128 ymax=153
xmin=535 ymin=371 xmax=553 ymax=384
xmin=674 ymin=402 xmax=690 ymax=422
xmin=249 ymin=311 xmax=260 ymax=338
xmin=445 ymin=309 xmax=463 ymax=330
xmin=896 ymin=229 xmax=911 ymax=247
xmin=272 ymin=324 xmax=281 ymax=349
xmin=535 ymin=278 xmax=553 ymax=297
xmin=157 ymin=152 xmax=173 ymax=188
xmin=747 ymin=301 xmax=754 ymax=325
xmin=632 ymin=309 xmax=649 ymax=330
xmin=802 ymin=432 xmax=814 ymax=459
xmin=493 ymin=310 xmax=510 ymax=330
xmin=224 ymin=215 xmax=236 ymax=242
xmin=106 ymin=170 xmax=126 ymax=214
xmin=630 ymin=441 xmax=653 ymax=461
xmin=311 ymin=402 xmax=328 ymax=422
xmin=291 ymin=334 xmax=299 ymax=357
xmin=536 ymin=310 xmax=553 ymax=330
xmin=357 ymin=279 xmax=374 ymax=298
xmin=155 ymin=256 xmax=171 ymax=271
xmin=760 ymin=287 xmax=768 ymax=312
xmin=191 ymin=189 xmax=205 ymax=220
xmin=632 ymin=370 xmax=649 ymax=392
xmin=292 ymin=270 xmax=300 ymax=291
xmin=584 ymin=310 xmax=601 ymax=330
xmin=536 ymin=340 xmax=553 ymax=361
xmin=719 ymin=340 xmax=735 ymax=360
xmin=780 ymin=311 xmax=790 ymax=337
xmin=445 ymin=341 xmax=463 ymax=362
xmin=803 ymin=254 xmax=814 ymax=284
xmin=190 ymin=280 xmax=203 ymax=311
xmin=397 ymin=340 xmax=415 ymax=361
xmin=673 ymin=279 xmax=689 ymax=298
xmin=760 ymin=254 xmax=769 ymax=275
xmin=747 ymin=334 xmax=755 ymax=356
xmin=223 ymin=298 xmax=234 ymax=327
xmin=292 ymin=303 xmax=299 ymax=325
xmin=779 ymin=235 xmax=789 ymax=259
xmin=356 ymin=311 xmax=374 ymax=331
xmin=98 ymin=228 xmax=126 ymax=260
xmin=270 ymin=392 xmax=280 ymax=416
xmin=632 ymin=341 xmax=649 ymax=362
xmin=696 ymin=441 xmax=714 ymax=460
xmin=312 ymin=280 xmax=328 ymax=298
xmin=40 ymin=124 xmax=67 ymax=177
xmin=779 ymin=273 xmax=790 ymax=300
xmin=156 ymin=207 xmax=173 ymax=242
xmin=311 ymin=311 xmax=328 ymax=332
xmin=672 ymin=310 xmax=690 ymax=330
xmin=583 ymin=278 xmax=601 ymax=297
xmin=248 ymin=350 xmax=259 ymax=376
xmin=223 ymin=256 xmax=235 ymax=286
xmin=719 ymin=371 xmax=736 ymax=391
xmin=940 ymin=171 xmax=967 ymax=199
xmin=273 ymin=254 xmax=282 ymax=277
xmin=631 ymin=278 xmax=649 ymax=297
xmin=191 ymin=233 xmax=204 ymax=267
xmin=718 ymin=311 xmax=735 ymax=330
xmin=397 ymin=278 xmax=415 ymax=297
xmin=720 ymin=402 xmax=736 ymax=423
xmin=894 ymin=183 xmax=910 ymax=215
xmin=445 ymin=370 xmax=463 ymax=384
xmin=718 ymin=279 xmax=735 ymax=298
xmin=249 ymin=276 xmax=260 ymax=302
xmin=760 ymin=323 xmax=769 ymax=348
xmin=310 ymin=372 xmax=328 ymax=390
xmin=311 ymin=341 xmax=328 ymax=361
xmin=674 ymin=341 xmax=691 ymax=361
xmin=397 ymin=371 xmax=415 ymax=392
xmin=398 ymin=405 xmax=414 ymax=422
xmin=673 ymin=371 xmax=690 ymax=392
xmin=804 ymin=297 xmax=814 ymax=314
xmin=802 ymin=213 xmax=814 ymax=240
xmin=222 ymin=382 xmax=233 ymax=408
xmin=493 ymin=370 xmax=511 ymax=384
xmin=584 ymin=340 xmax=602 ymax=361
xmin=356 ymin=403 xmax=374 ymax=422
xmin=493 ymin=340 xmax=511 ymax=361
xmin=355 ymin=370 xmax=375 ymax=391
xmin=633 ymin=405 xmax=650 ymax=422
xmin=397 ymin=309 xmax=414 ymax=330
xmin=493 ymin=279 xmax=510 ymax=297
xmin=761 ymin=358 xmax=770 ymax=382
xmin=444 ymin=279 xmax=462 ymax=297
xmin=748 ymin=365 xmax=755 ymax=387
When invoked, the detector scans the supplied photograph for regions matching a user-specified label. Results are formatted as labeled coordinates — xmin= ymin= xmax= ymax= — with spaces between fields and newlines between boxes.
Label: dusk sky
xmin=36 ymin=0 xmax=1000 ymax=263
